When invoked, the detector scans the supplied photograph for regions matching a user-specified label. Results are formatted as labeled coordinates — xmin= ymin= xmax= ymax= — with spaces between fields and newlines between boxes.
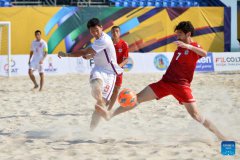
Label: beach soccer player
xmin=96 ymin=21 xmax=227 ymax=140
xmin=28 ymin=30 xmax=48 ymax=91
xmin=57 ymin=18 xmax=123 ymax=130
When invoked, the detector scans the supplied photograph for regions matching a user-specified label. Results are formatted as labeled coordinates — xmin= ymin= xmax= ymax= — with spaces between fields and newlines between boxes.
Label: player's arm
xmin=119 ymin=58 xmax=128 ymax=68
xmin=29 ymin=42 xmax=34 ymax=65
xmin=119 ymin=42 xmax=129 ymax=67
xmin=40 ymin=51 xmax=47 ymax=64
xmin=29 ymin=51 xmax=33 ymax=65
xmin=40 ymin=46 xmax=48 ymax=64
xmin=175 ymin=41 xmax=207 ymax=57
xmin=58 ymin=47 xmax=96 ymax=58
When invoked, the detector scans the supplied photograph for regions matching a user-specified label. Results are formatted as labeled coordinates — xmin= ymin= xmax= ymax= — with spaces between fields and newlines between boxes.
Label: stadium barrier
xmin=0 ymin=52 xmax=239 ymax=76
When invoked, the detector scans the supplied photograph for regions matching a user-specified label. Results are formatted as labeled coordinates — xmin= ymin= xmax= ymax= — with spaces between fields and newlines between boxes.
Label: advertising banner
xmin=213 ymin=52 xmax=240 ymax=71
xmin=1 ymin=52 xmax=239 ymax=76
xmin=195 ymin=53 xmax=214 ymax=72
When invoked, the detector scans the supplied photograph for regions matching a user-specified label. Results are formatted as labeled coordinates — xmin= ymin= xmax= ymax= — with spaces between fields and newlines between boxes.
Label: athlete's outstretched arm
xmin=175 ymin=41 xmax=207 ymax=57
xmin=58 ymin=47 xmax=96 ymax=58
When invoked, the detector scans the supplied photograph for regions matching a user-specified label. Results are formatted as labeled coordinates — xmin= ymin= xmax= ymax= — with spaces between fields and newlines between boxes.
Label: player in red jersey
xmin=96 ymin=21 xmax=226 ymax=140
xmin=107 ymin=26 xmax=129 ymax=111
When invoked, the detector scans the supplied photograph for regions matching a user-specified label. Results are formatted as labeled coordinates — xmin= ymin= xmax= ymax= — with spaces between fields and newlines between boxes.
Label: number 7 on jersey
xmin=176 ymin=52 xmax=181 ymax=60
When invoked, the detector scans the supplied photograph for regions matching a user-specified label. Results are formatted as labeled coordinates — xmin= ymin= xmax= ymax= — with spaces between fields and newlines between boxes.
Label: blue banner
xmin=195 ymin=53 xmax=214 ymax=72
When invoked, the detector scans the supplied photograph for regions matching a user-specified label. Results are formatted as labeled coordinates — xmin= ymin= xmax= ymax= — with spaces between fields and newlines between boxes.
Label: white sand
xmin=0 ymin=72 xmax=240 ymax=160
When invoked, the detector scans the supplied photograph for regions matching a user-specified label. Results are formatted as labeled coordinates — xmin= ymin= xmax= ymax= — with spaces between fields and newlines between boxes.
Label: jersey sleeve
xmin=192 ymin=42 xmax=203 ymax=59
xmin=91 ymin=38 xmax=107 ymax=54
xmin=122 ymin=41 xmax=129 ymax=59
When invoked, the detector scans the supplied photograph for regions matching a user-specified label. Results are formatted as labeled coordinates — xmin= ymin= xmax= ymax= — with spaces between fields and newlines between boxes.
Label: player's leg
xmin=107 ymin=74 xmax=122 ymax=110
xmin=183 ymin=102 xmax=227 ymax=140
xmin=172 ymin=84 xmax=227 ymax=140
xmin=112 ymin=86 xmax=157 ymax=117
xmin=96 ymin=85 xmax=158 ymax=120
xmin=110 ymin=80 xmax=170 ymax=117
xmin=91 ymin=78 xmax=106 ymax=106
xmin=28 ymin=69 xmax=38 ymax=89
xmin=39 ymin=73 xmax=44 ymax=91
xmin=107 ymin=85 xmax=120 ymax=111
xmin=39 ymin=64 xmax=44 ymax=91
xmin=89 ymin=78 xmax=105 ymax=131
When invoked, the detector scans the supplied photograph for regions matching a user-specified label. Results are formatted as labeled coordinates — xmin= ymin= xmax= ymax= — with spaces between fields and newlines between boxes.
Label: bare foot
xmin=95 ymin=105 xmax=111 ymax=121
xmin=218 ymin=136 xmax=228 ymax=141
xmin=31 ymin=84 xmax=39 ymax=91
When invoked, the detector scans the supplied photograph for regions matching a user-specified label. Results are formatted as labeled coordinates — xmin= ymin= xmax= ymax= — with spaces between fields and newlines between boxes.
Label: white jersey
xmin=91 ymin=32 xmax=123 ymax=75
xmin=30 ymin=39 xmax=48 ymax=62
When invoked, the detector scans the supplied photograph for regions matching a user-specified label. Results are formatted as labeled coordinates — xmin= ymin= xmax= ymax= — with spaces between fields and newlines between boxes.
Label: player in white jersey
xmin=58 ymin=18 xmax=123 ymax=130
xmin=28 ymin=30 xmax=48 ymax=91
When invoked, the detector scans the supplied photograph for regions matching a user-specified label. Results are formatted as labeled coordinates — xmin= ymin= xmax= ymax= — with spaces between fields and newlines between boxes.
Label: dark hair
xmin=174 ymin=21 xmax=194 ymax=36
xmin=35 ymin=30 xmax=41 ymax=35
xmin=111 ymin=26 xmax=120 ymax=31
xmin=87 ymin=18 xmax=102 ymax=29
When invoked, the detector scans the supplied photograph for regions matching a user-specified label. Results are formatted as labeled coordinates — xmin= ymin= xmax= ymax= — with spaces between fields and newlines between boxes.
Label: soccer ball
xmin=118 ymin=88 xmax=137 ymax=107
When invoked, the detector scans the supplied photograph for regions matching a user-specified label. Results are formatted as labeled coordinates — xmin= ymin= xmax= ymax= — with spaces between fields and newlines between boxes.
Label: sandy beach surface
xmin=0 ymin=72 xmax=239 ymax=160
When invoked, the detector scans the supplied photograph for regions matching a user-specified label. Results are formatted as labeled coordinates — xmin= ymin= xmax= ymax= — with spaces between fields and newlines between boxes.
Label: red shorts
xmin=149 ymin=80 xmax=195 ymax=105
xmin=115 ymin=74 xmax=123 ymax=87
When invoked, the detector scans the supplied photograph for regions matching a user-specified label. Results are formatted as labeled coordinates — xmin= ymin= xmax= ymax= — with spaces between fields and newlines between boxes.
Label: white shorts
xmin=29 ymin=61 xmax=44 ymax=73
xmin=90 ymin=69 xmax=116 ymax=101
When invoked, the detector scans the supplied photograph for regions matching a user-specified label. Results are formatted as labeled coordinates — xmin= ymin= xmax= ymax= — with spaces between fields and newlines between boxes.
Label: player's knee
xmin=90 ymin=79 xmax=102 ymax=100
xmin=91 ymin=90 xmax=101 ymax=100
xmin=114 ymin=86 xmax=120 ymax=94
xmin=90 ymin=79 xmax=102 ymax=89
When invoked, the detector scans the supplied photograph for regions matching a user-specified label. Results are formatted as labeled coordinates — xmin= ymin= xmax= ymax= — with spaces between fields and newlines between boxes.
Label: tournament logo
xmin=123 ymin=57 xmax=133 ymax=72
xmin=154 ymin=54 xmax=169 ymax=71
xmin=44 ymin=57 xmax=57 ymax=72
xmin=118 ymin=48 xmax=122 ymax=53
xmin=3 ymin=58 xmax=18 ymax=73
xmin=184 ymin=50 xmax=189 ymax=55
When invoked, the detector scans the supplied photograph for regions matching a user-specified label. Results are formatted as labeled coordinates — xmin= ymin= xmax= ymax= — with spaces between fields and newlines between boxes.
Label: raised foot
xmin=95 ymin=105 xmax=111 ymax=121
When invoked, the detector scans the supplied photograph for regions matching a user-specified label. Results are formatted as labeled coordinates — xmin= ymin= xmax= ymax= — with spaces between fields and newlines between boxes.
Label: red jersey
xmin=114 ymin=39 xmax=129 ymax=65
xmin=162 ymin=42 xmax=202 ymax=86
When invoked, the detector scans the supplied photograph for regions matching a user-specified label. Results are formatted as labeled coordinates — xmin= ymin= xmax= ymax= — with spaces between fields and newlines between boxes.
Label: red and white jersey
xmin=114 ymin=39 xmax=129 ymax=65
xmin=162 ymin=42 xmax=202 ymax=86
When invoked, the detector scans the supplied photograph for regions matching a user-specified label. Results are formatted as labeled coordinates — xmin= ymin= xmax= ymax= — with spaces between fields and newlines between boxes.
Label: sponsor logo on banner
xmin=215 ymin=56 xmax=240 ymax=66
xmin=123 ymin=57 xmax=133 ymax=72
xmin=154 ymin=54 xmax=169 ymax=71
xmin=3 ymin=58 xmax=19 ymax=74
xmin=44 ymin=57 xmax=57 ymax=72
xmin=195 ymin=53 xmax=214 ymax=72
